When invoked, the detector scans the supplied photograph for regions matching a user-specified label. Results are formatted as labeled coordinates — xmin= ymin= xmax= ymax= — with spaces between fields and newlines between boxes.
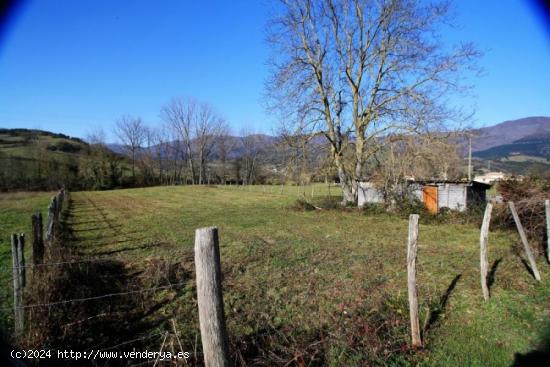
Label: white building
xmin=474 ymin=171 xmax=506 ymax=184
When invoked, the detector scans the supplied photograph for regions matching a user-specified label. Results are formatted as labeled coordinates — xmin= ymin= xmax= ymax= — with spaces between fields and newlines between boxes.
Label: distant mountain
xmin=473 ymin=133 xmax=550 ymax=160
xmin=106 ymin=143 xmax=126 ymax=155
xmin=469 ymin=117 xmax=550 ymax=174
xmin=121 ymin=134 xmax=281 ymax=161
xmin=471 ymin=116 xmax=550 ymax=152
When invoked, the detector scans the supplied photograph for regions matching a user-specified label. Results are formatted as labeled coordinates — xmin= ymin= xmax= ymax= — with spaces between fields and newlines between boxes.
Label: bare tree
xmin=161 ymin=97 xmax=226 ymax=184
xmin=150 ymin=125 xmax=172 ymax=185
xmin=215 ymin=125 xmax=234 ymax=184
xmin=240 ymin=129 xmax=265 ymax=185
xmin=114 ymin=115 xmax=147 ymax=179
xmin=161 ymin=98 xmax=197 ymax=184
xmin=372 ymin=134 xmax=462 ymax=205
xmin=195 ymin=105 xmax=225 ymax=184
xmin=86 ymin=128 xmax=107 ymax=146
xmin=267 ymin=0 xmax=478 ymax=205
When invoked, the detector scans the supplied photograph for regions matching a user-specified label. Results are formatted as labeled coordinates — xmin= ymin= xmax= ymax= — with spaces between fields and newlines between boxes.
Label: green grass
xmin=1 ymin=185 xmax=549 ymax=366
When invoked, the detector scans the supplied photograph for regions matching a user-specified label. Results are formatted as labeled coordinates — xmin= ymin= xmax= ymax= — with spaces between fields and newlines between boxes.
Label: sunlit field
xmin=1 ymin=185 xmax=549 ymax=366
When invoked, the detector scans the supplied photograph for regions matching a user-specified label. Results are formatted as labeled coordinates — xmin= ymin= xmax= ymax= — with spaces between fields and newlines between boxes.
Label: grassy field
xmin=1 ymin=184 xmax=550 ymax=366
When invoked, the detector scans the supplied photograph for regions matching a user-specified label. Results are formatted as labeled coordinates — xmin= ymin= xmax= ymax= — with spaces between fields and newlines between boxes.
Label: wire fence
xmin=2 ymin=282 xmax=186 ymax=312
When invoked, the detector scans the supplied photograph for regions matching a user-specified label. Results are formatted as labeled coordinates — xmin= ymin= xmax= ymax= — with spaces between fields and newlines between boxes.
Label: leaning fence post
xmin=508 ymin=202 xmax=541 ymax=281
xmin=32 ymin=212 xmax=44 ymax=268
xmin=194 ymin=227 xmax=229 ymax=367
xmin=407 ymin=214 xmax=421 ymax=347
xmin=11 ymin=234 xmax=24 ymax=334
xmin=545 ymin=199 xmax=549 ymax=263
xmin=480 ymin=203 xmax=492 ymax=300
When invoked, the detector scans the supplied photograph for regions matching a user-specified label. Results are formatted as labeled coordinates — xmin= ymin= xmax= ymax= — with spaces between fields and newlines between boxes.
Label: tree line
xmin=2 ymin=0 xmax=477 ymax=207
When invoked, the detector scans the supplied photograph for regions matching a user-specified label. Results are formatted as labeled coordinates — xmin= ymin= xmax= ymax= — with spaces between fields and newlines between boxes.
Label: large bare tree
xmin=267 ymin=0 xmax=478 ymax=205
xmin=114 ymin=115 xmax=147 ymax=179
xmin=215 ymin=128 xmax=235 ymax=184
xmin=161 ymin=97 xmax=225 ymax=184
xmin=161 ymin=98 xmax=197 ymax=183
xmin=194 ymin=105 xmax=225 ymax=184
xmin=239 ymin=129 xmax=266 ymax=185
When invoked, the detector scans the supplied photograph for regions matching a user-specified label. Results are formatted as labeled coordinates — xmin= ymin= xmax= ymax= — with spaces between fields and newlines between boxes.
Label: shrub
xmin=494 ymin=177 xmax=550 ymax=255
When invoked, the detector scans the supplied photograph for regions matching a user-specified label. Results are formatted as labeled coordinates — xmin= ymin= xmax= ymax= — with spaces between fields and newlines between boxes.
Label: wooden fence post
xmin=194 ymin=227 xmax=229 ymax=367
xmin=407 ymin=214 xmax=421 ymax=347
xmin=545 ymin=199 xmax=549 ymax=263
xmin=480 ymin=203 xmax=492 ymax=300
xmin=11 ymin=234 xmax=24 ymax=334
xmin=32 ymin=212 xmax=44 ymax=268
xmin=508 ymin=202 xmax=541 ymax=281
xmin=17 ymin=234 xmax=25 ymax=288
xmin=45 ymin=196 xmax=57 ymax=244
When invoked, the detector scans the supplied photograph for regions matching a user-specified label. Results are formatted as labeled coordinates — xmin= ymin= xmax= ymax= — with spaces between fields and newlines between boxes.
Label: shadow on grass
xmin=18 ymin=197 xmax=191 ymax=366
xmin=511 ymin=321 xmax=550 ymax=367
xmin=487 ymin=257 xmax=503 ymax=290
xmin=519 ymin=257 xmax=538 ymax=280
xmin=423 ymin=274 xmax=462 ymax=336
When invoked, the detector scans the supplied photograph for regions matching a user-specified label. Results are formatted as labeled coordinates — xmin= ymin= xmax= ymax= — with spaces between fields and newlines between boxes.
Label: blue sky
xmin=0 ymin=0 xmax=549 ymax=142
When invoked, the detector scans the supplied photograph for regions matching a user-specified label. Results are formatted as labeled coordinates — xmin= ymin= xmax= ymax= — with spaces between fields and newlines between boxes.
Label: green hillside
xmin=0 ymin=129 xmax=127 ymax=191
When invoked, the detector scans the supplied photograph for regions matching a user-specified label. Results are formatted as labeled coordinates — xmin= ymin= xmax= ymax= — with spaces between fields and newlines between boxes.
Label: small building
xmin=358 ymin=180 xmax=491 ymax=214
xmin=474 ymin=171 xmax=507 ymax=184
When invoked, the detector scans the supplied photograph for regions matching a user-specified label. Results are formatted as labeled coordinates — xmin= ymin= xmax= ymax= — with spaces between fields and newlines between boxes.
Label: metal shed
xmin=416 ymin=180 xmax=490 ymax=214
xmin=358 ymin=180 xmax=491 ymax=213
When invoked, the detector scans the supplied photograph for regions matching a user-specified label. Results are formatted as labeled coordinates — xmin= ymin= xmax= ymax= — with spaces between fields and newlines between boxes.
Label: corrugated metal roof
xmin=409 ymin=179 xmax=492 ymax=188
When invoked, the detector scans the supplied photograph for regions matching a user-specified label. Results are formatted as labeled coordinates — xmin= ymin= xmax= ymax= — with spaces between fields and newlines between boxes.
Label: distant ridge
xmin=471 ymin=116 xmax=550 ymax=152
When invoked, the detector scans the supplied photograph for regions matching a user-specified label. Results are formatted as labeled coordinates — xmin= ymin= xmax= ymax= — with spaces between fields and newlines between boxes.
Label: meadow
xmin=1 ymin=184 xmax=549 ymax=366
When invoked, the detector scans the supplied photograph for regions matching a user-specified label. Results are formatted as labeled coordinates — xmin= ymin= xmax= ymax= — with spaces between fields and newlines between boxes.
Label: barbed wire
xmin=0 ymin=251 xmax=192 ymax=273
xmin=1 ymin=281 xmax=186 ymax=311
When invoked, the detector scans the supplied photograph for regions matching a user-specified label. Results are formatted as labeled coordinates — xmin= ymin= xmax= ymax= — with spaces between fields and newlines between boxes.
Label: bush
xmin=47 ymin=141 xmax=82 ymax=153
xmin=494 ymin=177 xmax=550 ymax=255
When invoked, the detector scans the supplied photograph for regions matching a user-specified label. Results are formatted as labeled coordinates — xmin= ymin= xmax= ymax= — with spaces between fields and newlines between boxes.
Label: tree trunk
xmin=334 ymin=155 xmax=354 ymax=205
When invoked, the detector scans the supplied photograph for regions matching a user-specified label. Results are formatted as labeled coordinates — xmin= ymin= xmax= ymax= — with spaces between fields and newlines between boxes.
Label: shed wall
xmin=437 ymin=183 xmax=467 ymax=212
xmin=358 ymin=182 xmax=384 ymax=207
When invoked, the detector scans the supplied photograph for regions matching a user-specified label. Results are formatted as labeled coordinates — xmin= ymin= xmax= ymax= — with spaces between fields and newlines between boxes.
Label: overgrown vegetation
xmin=494 ymin=177 xmax=550 ymax=255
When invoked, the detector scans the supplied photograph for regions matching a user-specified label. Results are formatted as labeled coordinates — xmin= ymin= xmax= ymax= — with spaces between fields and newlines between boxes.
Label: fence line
xmin=3 ymin=282 xmax=186 ymax=311
xmin=3 ymin=252 xmax=191 ymax=271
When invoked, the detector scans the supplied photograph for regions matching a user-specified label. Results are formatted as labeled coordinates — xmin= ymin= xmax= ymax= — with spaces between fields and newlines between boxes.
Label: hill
xmin=0 ymin=128 xmax=89 ymax=158
xmin=471 ymin=116 xmax=550 ymax=152
xmin=470 ymin=117 xmax=550 ymax=174
xmin=473 ymin=133 xmax=550 ymax=160
xmin=0 ymin=128 xmax=128 ymax=190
